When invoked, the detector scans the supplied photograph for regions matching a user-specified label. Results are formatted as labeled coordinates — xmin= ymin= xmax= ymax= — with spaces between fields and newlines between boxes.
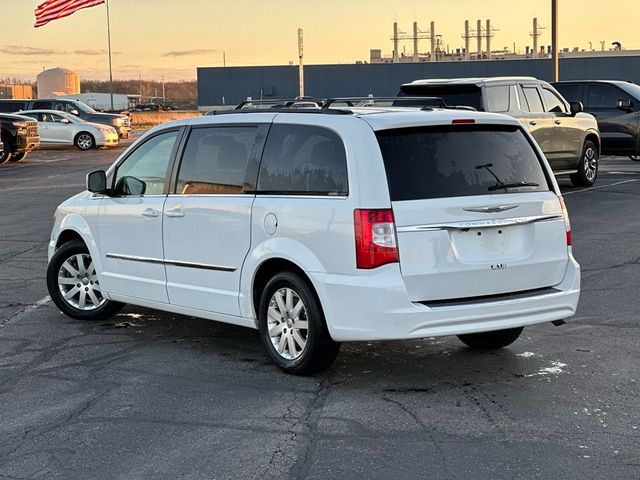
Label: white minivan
xmin=46 ymin=105 xmax=580 ymax=374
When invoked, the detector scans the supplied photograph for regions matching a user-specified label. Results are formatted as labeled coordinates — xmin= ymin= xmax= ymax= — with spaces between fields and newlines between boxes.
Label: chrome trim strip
xmin=396 ymin=214 xmax=564 ymax=232
xmin=105 ymin=253 xmax=164 ymax=264
xmin=105 ymin=253 xmax=236 ymax=272
xmin=164 ymin=259 xmax=236 ymax=272
xmin=463 ymin=204 xmax=519 ymax=213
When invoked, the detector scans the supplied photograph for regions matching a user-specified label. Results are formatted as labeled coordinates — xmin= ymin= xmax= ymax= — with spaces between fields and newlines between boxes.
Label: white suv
xmin=47 ymin=106 xmax=580 ymax=374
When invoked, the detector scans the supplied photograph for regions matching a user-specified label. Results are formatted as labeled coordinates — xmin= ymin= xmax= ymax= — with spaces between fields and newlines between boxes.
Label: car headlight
xmin=13 ymin=121 xmax=28 ymax=128
xmin=113 ymin=118 xmax=123 ymax=126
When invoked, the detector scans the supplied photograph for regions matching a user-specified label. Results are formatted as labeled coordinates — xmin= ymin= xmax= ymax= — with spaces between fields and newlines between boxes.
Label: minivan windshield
xmin=616 ymin=82 xmax=640 ymax=101
xmin=376 ymin=124 xmax=550 ymax=201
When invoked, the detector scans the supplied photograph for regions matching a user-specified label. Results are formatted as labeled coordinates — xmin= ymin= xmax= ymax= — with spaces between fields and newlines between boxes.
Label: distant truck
xmin=0 ymin=113 xmax=40 ymax=164
xmin=55 ymin=92 xmax=130 ymax=112
xmin=0 ymin=98 xmax=131 ymax=139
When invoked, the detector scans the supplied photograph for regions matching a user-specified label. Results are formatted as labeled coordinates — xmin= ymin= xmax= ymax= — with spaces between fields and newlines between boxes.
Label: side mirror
xmin=569 ymin=101 xmax=584 ymax=116
xmin=87 ymin=170 xmax=107 ymax=193
xmin=617 ymin=99 xmax=632 ymax=112
xmin=70 ymin=109 xmax=80 ymax=116
xmin=60 ymin=118 xmax=70 ymax=124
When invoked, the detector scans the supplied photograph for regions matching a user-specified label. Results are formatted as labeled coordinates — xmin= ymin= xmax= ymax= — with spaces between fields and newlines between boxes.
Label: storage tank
xmin=36 ymin=67 xmax=80 ymax=98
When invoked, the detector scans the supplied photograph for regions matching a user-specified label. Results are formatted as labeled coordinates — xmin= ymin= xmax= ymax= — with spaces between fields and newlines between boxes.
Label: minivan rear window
xmin=376 ymin=125 xmax=550 ymax=201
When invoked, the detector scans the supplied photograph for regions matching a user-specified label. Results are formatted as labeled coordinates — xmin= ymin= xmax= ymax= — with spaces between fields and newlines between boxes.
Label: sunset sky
xmin=2 ymin=0 xmax=639 ymax=82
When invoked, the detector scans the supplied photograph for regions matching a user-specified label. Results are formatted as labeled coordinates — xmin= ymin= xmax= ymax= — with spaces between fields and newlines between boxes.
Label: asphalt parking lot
xmin=0 ymin=145 xmax=638 ymax=479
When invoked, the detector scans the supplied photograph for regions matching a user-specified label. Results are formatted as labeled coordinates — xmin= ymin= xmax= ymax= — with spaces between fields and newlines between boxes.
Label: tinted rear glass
xmin=400 ymin=85 xmax=483 ymax=110
xmin=376 ymin=125 xmax=550 ymax=201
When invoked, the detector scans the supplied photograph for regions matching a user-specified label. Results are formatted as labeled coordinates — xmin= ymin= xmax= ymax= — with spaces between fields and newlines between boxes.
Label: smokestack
xmin=464 ymin=20 xmax=470 ymax=60
xmin=393 ymin=22 xmax=399 ymax=63
xmin=476 ymin=19 xmax=482 ymax=59
xmin=486 ymin=19 xmax=491 ymax=59
xmin=413 ymin=21 xmax=419 ymax=62
xmin=532 ymin=18 xmax=538 ymax=59
xmin=430 ymin=21 xmax=436 ymax=62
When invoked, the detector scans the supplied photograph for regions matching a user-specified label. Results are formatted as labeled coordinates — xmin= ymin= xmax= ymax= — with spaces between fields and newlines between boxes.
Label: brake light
xmin=354 ymin=209 xmax=399 ymax=269
xmin=558 ymin=195 xmax=572 ymax=246
xmin=452 ymin=119 xmax=475 ymax=124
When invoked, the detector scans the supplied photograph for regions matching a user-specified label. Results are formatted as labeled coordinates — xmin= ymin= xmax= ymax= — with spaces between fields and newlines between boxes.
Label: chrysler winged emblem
xmin=463 ymin=205 xmax=520 ymax=214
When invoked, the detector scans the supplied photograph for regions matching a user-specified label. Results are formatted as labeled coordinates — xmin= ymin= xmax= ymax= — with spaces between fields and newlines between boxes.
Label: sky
xmin=1 ymin=0 xmax=639 ymax=82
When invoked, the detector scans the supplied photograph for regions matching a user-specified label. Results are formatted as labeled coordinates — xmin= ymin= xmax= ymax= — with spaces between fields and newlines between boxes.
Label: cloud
xmin=2 ymin=45 xmax=64 ymax=56
xmin=73 ymin=49 xmax=122 ymax=56
xmin=163 ymin=48 xmax=217 ymax=57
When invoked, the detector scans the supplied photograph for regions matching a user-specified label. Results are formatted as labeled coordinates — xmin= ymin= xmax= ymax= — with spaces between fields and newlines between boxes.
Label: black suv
xmin=0 ymin=113 xmax=40 ymax=164
xmin=0 ymin=98 xmax=131 ymax=139
xmin=552 ymin=80 xmax=640 ymax=161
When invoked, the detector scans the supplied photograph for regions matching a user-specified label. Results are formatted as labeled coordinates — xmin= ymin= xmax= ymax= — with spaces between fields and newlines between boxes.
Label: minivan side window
xmin=257 ymin=124 xmax=348 ymax=196
xmin=175 ymin=126 xmax=258 ymax=195
xmin=587 ymin=85 xmax=629 ymax=108
xmin=541 ymin=88 xmax=567 ymax=113
xmin=521 ymin=87 xmax=545 ymax=113
xmin=113 ymin=130 xmax=178 ymax=196
xmin=485 ymin=86 xmax=510 ymax=112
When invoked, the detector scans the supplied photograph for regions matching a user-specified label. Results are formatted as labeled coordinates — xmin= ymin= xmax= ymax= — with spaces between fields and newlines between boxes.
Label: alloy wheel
xmin=77 ymin=134 xmax=93 ymax=150
xmin=57 ymin=253 xmax=104 ymax=310
xmin=584 ymin=146 xmax=597 ymax=182
xmin=267 ymin=287 xmax=308 ymax=360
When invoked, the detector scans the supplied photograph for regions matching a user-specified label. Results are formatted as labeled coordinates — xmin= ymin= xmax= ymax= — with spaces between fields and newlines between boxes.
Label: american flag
xmin=34 ymin=0 xmax=105 ymax=28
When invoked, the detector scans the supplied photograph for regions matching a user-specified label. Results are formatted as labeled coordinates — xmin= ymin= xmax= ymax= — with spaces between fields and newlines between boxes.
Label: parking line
xmin=1 ymin=295 xmax=51 ymax=329
xmin=563 ymin=179 xmax=639 ymax=195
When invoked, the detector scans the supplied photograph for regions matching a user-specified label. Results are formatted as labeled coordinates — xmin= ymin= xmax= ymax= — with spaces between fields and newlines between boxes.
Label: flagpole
xmin=105 ymin=0 xmax=114 ymax=110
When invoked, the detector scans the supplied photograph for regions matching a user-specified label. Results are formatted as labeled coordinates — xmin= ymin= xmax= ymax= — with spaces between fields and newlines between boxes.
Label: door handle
xmin=529 ymin=121 xmax=537 ymax=126
xmin=141 ymin=208 xmax=159 ymax=218
xmin=165 ymin=209 xmax=185 ymax=218
xmin=554 ymin=120 xmax=562 ymax=125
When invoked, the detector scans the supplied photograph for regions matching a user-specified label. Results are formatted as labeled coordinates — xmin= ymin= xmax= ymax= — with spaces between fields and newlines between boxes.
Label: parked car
xmin=0 ymin=113 xmax=40 ymax=164
xmin=552 ymin=80 xmax=640 ymax=161
xmin=19 ymin=110 xmax=118 ymax=150
xmin=0 ymin=98 xmax=131 ymax=139
xmin=46 ymin=105 xmax=580 ymax=374
xmin=400 ymin=77 xmax=601 ymax=186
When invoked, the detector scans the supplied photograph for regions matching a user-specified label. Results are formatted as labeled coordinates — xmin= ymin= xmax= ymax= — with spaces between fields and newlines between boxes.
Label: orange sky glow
xmin=1 ymin=0 xmax=639 ymax=81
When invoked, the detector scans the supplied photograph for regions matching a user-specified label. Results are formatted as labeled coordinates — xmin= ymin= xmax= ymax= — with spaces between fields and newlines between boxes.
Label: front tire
xmin=570 ymin=140 xmax=598 ymax=187
xmin=457 ymin=327 xmax=524 ymax=350
xmin=258 ymin=271 xmax=340 ymax=375
xmin=75 ymin=132 xmax=95 ymax=150
xmin=9 ymin=152 xmax=27 ymax=162
xmin=0 ymin=134 xmax=12 ymax=164
xmin=46 ymin=239 xmax=123 ymax=320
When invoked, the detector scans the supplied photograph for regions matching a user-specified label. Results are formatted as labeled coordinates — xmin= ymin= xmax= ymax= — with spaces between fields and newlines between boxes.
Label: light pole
xmin=551 ymin=0 xmax=559 ymax=81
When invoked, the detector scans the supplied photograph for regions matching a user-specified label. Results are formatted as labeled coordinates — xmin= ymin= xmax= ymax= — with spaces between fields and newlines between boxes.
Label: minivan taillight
xmin=354 ymin=209 xmax=399 ymax=269
xmin=558 ymin=195 xmax=572 ymax=246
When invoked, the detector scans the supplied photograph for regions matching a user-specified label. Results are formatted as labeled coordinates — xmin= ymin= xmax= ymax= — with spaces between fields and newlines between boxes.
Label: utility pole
xmin=430 ymin=21 xmax=436 ymax=62
xmin=139 ymin=73 xmax=143 ymax=99
xmin=105 ymin=0 xmax=114 ymax=110
xmin=297 ymin=28 xmax=304 ymax=97
xmin=551 ymin=0 xmax=559 ymax=81
xmin=161 ymin=76 xmax=165 ymax=104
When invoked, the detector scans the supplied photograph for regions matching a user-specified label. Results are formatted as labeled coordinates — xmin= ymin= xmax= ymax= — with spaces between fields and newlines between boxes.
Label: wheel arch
xmin=250 ymin=257 xmax=322 ymax=328
xmin=54 ymin=214 xmax=103 ymax=275
xmin=584 ymin=131 xmax=600 ymax=154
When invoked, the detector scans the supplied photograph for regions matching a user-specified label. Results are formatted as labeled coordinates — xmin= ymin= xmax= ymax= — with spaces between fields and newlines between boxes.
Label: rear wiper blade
xmin=488 ymin=181 xmax=539 ymax=192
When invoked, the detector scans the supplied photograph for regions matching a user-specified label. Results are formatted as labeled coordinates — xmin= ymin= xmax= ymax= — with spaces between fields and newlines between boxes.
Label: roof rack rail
xmin=321 ymin=96 xmax=446 ymax=109
xmin=206 ymin=107 xmax=352 ymax=116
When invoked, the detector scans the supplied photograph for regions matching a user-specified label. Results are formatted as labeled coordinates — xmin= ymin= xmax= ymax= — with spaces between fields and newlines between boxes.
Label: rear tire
xmin=46 ymin=239 xmax=123 ymax=320
xmin=258 ymin=271 xmax=340 ymax=375
xmin=75 ymin=132 xmax=95 ymax=151
xmin=9 ymin=152 xmax=27 ymax=162
xmin=570 ymin=140 xmax=598 ymax=187
xmin=457 ymin=327 xmax=524 ymax=350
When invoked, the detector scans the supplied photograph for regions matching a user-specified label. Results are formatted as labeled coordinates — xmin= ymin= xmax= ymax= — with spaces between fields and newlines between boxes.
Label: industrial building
xmin=0 ymin=84 xmax=33 ymax=100
xmin=197 ymin=53 xmax=640 ymax=109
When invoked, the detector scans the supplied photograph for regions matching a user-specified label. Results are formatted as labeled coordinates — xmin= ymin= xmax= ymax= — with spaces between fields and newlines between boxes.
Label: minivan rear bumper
xmin=313 ymin=255 xmax=580 ymax=342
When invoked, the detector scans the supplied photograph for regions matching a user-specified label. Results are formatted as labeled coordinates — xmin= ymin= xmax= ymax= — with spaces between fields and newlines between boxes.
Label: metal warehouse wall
xmin=197 ymin=55 xmax=640 ymax=107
